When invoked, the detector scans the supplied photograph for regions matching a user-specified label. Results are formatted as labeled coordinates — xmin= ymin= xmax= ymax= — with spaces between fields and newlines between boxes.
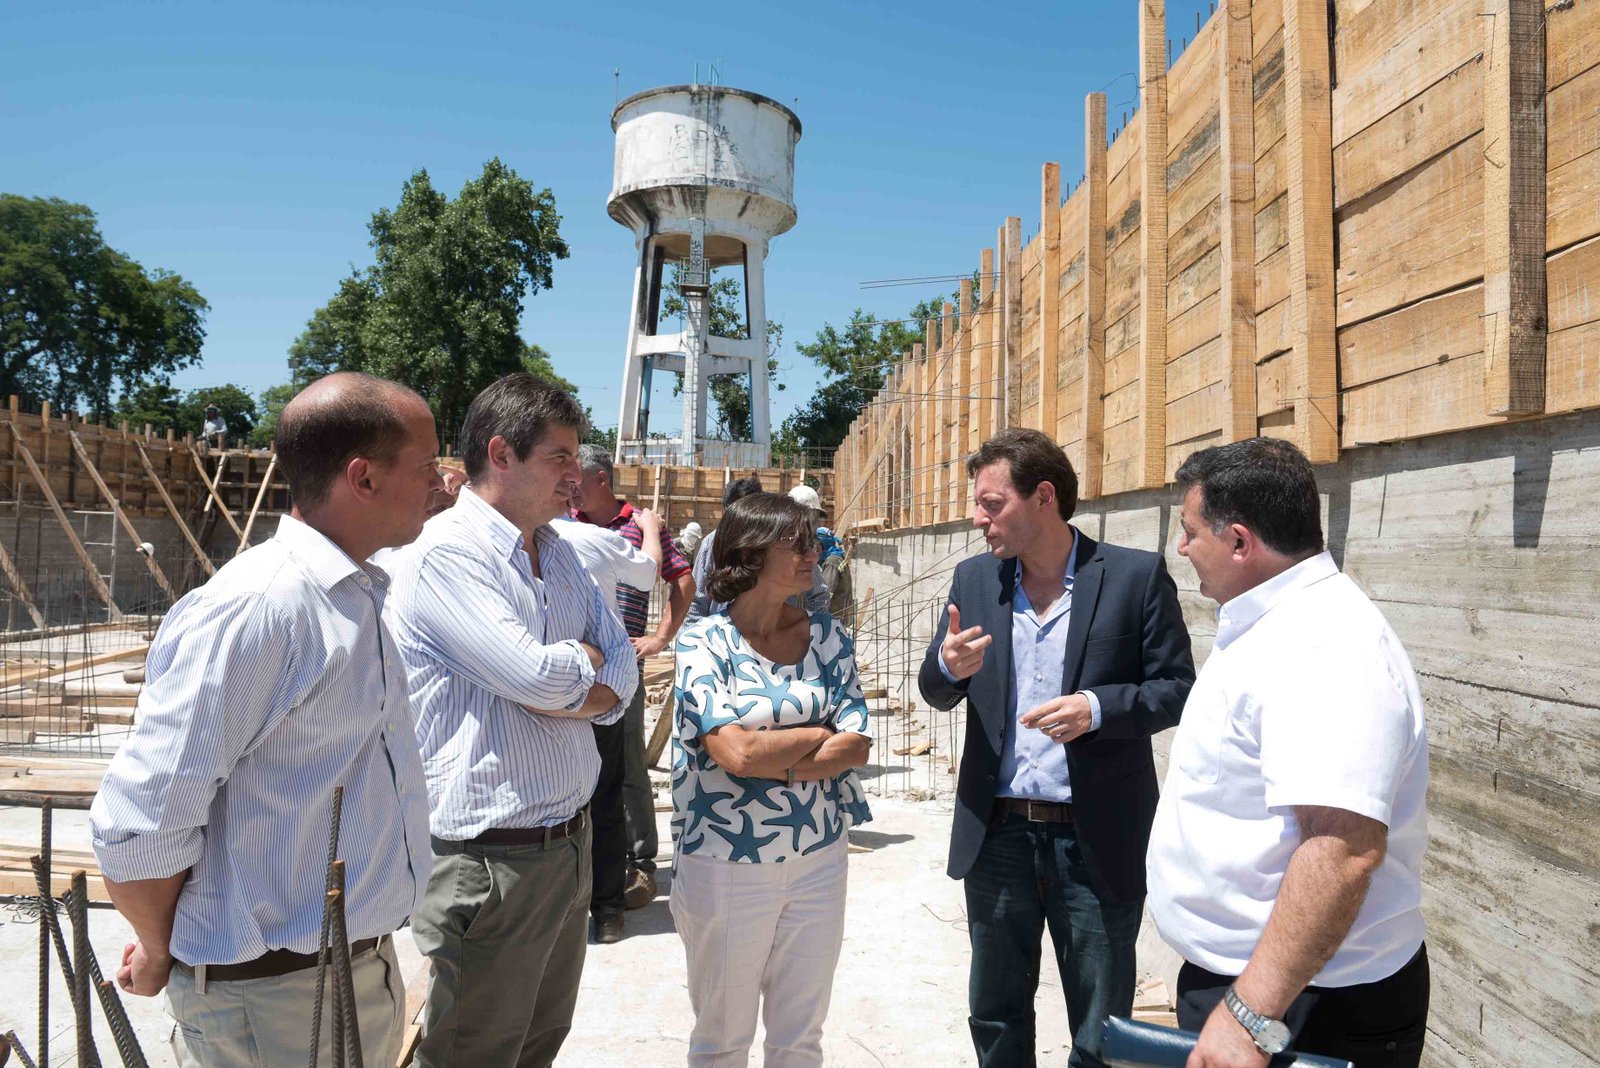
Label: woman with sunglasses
xmin=669 ymin=491 xmax=874 ymax=1067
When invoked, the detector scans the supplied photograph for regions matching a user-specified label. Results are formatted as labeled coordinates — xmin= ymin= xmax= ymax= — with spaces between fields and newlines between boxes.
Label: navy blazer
xmin=917 ymin=530 xmax=1195 ymax=904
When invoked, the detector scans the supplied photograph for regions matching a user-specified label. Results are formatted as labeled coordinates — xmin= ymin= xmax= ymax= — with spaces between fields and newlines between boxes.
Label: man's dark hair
xmin=706 ymin=493 xmax=814 ymax=603
xmin=458 ymin=373 xmax=587 ymax=479
xmin=965 ymin=428 xmax=1078 ymax=522
xmin=1174 ymin=437 xmax=1324 ymax=556
xmin=722 ymin=476 xmax=764 ymax=507
xmin=276 ymin=373 xmax=420 ymax=513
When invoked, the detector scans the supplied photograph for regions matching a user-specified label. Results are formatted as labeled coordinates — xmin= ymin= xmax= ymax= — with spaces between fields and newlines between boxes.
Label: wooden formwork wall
xmin=836 ymin=0 xmax=1600 ymax=533
xmin=607 ymin=464 xmax=835 ymax=536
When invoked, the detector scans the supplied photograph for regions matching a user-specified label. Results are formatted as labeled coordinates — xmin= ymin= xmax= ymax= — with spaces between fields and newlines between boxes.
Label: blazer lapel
xmin=983 ymin=556 xmax=1018 ymax=742
xmin=1061 ymin=530 xmax=1104 ymax=694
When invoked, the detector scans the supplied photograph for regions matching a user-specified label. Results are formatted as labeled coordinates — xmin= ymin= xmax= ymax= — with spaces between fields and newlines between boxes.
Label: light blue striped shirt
xmin=386 ymin=487 xmax=637 ymax=839
xmin=90 ymin=515 xmax=432 ymax=966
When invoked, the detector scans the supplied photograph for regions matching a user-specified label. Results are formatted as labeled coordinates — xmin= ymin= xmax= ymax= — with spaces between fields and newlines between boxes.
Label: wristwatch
xmin=1224 ymin=985 xmax=1291 ymax=1055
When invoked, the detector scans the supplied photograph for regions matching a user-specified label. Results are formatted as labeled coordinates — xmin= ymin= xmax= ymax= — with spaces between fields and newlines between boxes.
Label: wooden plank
xmin=1546 ymin=317 xmax=1600 ymax=414
xmin=1166 ymin=381 xmax=1227 ymax=445
xmin=1251 ymin=0 xmax=1282 ymax=58
xmin=1004 ymin=227 xmax=1025 ymax=429
xmin=1338 ymin=285 xmax=1484 ymax=389
xmin=1107 ymin=108 xmax=1143 ymax=183
xmin=1254 ymin=194 xmax=1287 ymax=263
xmin=1220 ymin=0 xmax=1258 ymax=443
xmin=1169 ymin=291 xmax=1222 ymax=366
xmin=1256 ymin=245 xmax=1290 ymax=313
xmin=1167 ymin=116 xmax=1221 ymax=222
xmin=1331 ymin=0 xmax=1483 ymax=148
xmin=1483 ymin=0 xmax=1549 ymax=415
xmin=1548 ymin=234 xmax=1600 ymax=333
xmin=1256 ymin=352 xmax=1293 ymax=415
xmin=0 ymin=538 xmax=45 ymax=630
xmin=1167 ymin=337 xmax=1225 ymax=403
xmin=1546 ymin=142 xmax=1600 ymax=253
xmin=1332 ymin=55 xmax=1483 ymax=209
xmin=68 ymin=430 xmax=178 ymax=602
xmin=1039 ymin=165 xmax=1062 ymax=438
xmin=1169 ymin=246 xmax=1221 ymax=319
xmin=1341 ymin=350 xmax=1507 ymax=445
xmin=1253 ymin=31 xmax=1286 ymax=161
xmin=6 ymin=424 xmax=122 ymax=619
xmin=1138 ymin=0 xmax=1170 ymax=487
xmin=1083 ymin=93 xmax=1109 ymax=500
xmin=235 ymin=455 xmax=278 ymax=556
xmin=1337 ymin=135 xmax=1485 ymax=327
xmin=138 ymin=442 xmax=214 ymax=577
xmin=1283 ymin=0 xmax=1339 ymax=461
xmin=191 ymin=448 xmax=246 ymax=541
xmin=1105 ymin=225 xmax=1145 ymax=328
xmin=1168 ymin=15 xmax=1221 ymax=151
xmin=1169 ymin=190 xmax=1221 ymax=277
xmin=1547 ymin=0 xmax=1600 ymax=91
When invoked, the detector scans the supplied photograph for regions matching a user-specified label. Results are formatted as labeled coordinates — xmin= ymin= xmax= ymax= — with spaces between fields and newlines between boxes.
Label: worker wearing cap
xmin=202 ymin=404 xmax=228 ymax=450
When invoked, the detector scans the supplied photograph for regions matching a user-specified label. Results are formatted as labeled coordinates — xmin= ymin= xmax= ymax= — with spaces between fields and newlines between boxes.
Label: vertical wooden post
xmin=1138 ymin=0 xmax=1170 ymax=486
xmin=1483 ymin=0 xmax=1547 ymax=415
xmin=1039 ymin=165 xmax=1063 ymax=438
xmin=1082 ymin=93 xmax=1109 ymax=500
xmin=1001 ymin=223 xmax=1022 ymax=439
xmin=978 ymin=248 xmax=995 ymax=450
xmin=1219 ymin=0 xmax=1258 ymax=442
xmin=1283 ymin=0 xmax=1339 ymax=461
xmin=912 ymin=343 xmax=928 ymax=526
xmin=947 ymin=281 xmax=972 ymax=518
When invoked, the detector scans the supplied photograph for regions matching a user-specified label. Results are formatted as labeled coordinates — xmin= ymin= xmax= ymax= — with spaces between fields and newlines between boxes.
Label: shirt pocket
xmin=1173 ymin=687 xmax=1228 ymax=784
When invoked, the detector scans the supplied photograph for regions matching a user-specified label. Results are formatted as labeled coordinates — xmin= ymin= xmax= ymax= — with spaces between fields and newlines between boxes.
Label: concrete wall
xmin=846 ymin=409 xmax=1600 ymax=1067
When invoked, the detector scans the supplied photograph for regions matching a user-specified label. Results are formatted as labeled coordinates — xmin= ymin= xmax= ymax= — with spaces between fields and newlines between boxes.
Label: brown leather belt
xmin=174 ymin=935 xmax=385 ymax=983
xmin=468 ymin=808 xmax=587 ymax=847
xmin=995 ymin=797 xmax=1074 ymax=824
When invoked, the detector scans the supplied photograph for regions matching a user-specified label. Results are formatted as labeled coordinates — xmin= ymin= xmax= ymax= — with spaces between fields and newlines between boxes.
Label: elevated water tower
xmin=609 ymin=83 xmax=801 ymax=467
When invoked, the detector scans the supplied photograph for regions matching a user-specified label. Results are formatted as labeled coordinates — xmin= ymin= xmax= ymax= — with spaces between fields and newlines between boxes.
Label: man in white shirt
xmin=1147 ymin=437 xmax=1430 ymax=1067
xmin=552 ymin=496 xmax=661 ymax=623
xmin=386 ymin=373 xmax=637 ymax=1068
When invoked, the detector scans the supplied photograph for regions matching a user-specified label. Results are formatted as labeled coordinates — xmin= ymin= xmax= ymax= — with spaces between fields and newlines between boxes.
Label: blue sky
xmin=6 ymin=0 xmax=1215 ymax=435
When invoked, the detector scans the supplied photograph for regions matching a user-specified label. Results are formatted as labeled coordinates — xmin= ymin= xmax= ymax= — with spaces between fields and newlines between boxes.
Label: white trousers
xmin=670 ymin=840 xmax=849 ymax=1068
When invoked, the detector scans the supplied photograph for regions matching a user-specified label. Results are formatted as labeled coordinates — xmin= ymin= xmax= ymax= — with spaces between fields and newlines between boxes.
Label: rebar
xmin=37 ymin=800 xmax=50 ymax=1068
xmin=307 ymin=786 xmax=345 ymax=1068
xmin=28 ymin=856 xmax=75 ymax=994
xmin=4 ymin=1031 xmax=39 ymax=1068
xmin=327 ymin=860 xmax=364 ymax=1068
xmin=67 ymin=871 xmax=101 ymax=1068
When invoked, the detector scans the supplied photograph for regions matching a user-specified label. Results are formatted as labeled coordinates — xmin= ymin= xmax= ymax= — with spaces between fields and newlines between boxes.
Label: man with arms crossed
xmin=91 ymin=372 xmax=442 ymax=1066
xmin=1148 ymin=437 xmax=1429 ymax=1067
xmin=919 ymin=428 xmax=1194 ymax=1067
xmin=388 ymin=374 xmax=637 ymax=1067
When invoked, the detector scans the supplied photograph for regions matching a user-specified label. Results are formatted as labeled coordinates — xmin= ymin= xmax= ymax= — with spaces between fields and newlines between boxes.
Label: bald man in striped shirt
xmin=386 ymin=374 xmax=637 ymax=1068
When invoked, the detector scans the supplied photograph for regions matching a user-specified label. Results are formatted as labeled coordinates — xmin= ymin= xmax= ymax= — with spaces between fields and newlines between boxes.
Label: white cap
xmin=683 ymin=521 xmax=703 ymax=536
xmin=788 ymin=485 xmax=823 ymax=512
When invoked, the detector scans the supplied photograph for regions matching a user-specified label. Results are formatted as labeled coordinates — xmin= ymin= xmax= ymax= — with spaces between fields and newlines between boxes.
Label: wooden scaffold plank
xmin=136 ymin=442 xmax=215 ymax=576
xmin=5 ymin=423 xmax=122 ymax=620
xmin=1283 ymin=0 xmax=1339 ymax=460
xmin=1082 ymin=92 xmax=1110 ymax=499
xmin=1483 ymin=0 xmax=1547 ymax=415
xmin=190 ymin=448 xmax=246 ymax=542
xmin=67 ymin=430 xmax=178 ymax=602
xmin=1039 ymin=164 xmax=1063 ymax=438
xmin=1138 ymin=0 xmax=1171 ymax=487
xmin=235 ymin=455 xmax=278 ymax=555
xmin=1219 ymin=0 xmax=1259 ymax=441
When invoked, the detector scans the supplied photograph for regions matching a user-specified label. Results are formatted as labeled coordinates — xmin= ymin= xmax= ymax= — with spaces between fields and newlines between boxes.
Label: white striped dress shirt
xmin=385 ymin=487 xmax=638 ymax=839
xmin=90 ymin=515 xmax=432 ymax=966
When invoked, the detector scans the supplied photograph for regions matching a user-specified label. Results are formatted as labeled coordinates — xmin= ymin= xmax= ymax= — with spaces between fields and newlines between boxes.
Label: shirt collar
xmin=572 ymin=498 xmax=633 ymax=530
xmin=271 ymin=514 xmax=390 ymax=592
xmin=1215 ymin=551 xmax=1340 ymax=647
xmin=455 ymin=485 xmax=526 ymax=561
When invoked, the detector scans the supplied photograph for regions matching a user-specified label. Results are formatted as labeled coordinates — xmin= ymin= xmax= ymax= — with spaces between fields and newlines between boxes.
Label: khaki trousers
xmin=165 ymin=936 xmax=406 ymax=1068
xmin=410 ymin=823 xmax=592 ymax=1068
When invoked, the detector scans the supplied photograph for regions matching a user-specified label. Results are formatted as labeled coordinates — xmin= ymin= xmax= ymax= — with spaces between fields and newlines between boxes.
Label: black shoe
xmin=624 ymin=868 xmax=658 ymax=910
xmin=592 ymin=914 xmax=624 ymax=944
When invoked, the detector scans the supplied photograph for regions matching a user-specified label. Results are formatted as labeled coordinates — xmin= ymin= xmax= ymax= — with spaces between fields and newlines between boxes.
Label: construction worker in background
xmin=201 ymin=404 xmax=227 ymax=451
xmin=571 ymin=443 xmax=696 ymax=941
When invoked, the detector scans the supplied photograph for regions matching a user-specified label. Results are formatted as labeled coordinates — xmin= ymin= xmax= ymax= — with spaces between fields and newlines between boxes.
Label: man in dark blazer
xmin=919 ymin=428 xmax=1194 ymax=1068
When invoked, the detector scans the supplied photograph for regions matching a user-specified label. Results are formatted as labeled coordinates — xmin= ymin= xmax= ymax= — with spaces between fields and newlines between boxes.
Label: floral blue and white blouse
xmin=672 ymin=612 xmax=873 ymax=863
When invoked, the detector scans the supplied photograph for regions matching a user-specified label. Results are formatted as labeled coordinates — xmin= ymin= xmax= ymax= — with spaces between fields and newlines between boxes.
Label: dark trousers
xmin=590 ymin=718 xmax=627 ymax=918
xmin=964 ymin=811 xmax=1143 ymax=1068
xmin=1176 ymin=943 xmax=1430 ymax=1068
xmin=620 ymin=667 xmax=659 ymax=873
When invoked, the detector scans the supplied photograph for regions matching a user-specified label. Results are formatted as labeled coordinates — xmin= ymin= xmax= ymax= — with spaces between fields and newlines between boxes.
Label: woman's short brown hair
xmin=706 ymin=493 xmax=815 ymax=603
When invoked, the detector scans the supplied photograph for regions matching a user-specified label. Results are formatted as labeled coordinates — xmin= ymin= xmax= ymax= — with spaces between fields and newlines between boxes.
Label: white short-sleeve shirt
xmin=1146 ymin=552 xmax=1429 ymax=987
xmin=551 ymin=515 xmax=659 ymax=620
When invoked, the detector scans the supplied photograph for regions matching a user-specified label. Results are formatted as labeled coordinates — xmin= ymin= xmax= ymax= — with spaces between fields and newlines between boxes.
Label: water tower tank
xmin=609 ymin=85 xmax=802 ymax=467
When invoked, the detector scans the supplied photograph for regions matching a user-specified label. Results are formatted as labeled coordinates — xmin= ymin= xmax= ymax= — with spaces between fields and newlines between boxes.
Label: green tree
xmin=116 ymin=379 xmax=183 ymax=432
xmin=1 ymin=194 xmax=207 ymax=418
xmin=521 ymin=342 xmax=578 ymax=394
xmin=179 ymin=385 xmax=257 ymax=445
xmin=250 ymin=383 xmax=297 ymax=448
xmin=658 ymin=270 xmax=784 ymax=440
xmin=776 ymin=301 xmax=938 ymax=455
xmin=286 ymin=158 xmax=569 ymax=434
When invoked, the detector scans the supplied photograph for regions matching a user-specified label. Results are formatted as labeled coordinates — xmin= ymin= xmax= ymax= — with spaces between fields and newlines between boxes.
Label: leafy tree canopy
xmin=286 ymin=158 xmax=569 ymax=437
xmin=1 ymin=194 xmax=207 ymax=420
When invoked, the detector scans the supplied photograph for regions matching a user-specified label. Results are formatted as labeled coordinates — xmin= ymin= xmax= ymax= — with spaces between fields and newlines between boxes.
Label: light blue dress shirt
xmin=941 ymin=536 xmax=1102 ymax=802
xmin=385 ymin=487 xmax=637 ymax=839
xmin=90 ymin=516 xmax=432 ymax=965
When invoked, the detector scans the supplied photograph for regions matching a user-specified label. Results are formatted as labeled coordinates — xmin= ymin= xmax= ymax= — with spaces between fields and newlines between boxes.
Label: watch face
xmin=1257 ymin=1019 xmax=1292 ymax=1055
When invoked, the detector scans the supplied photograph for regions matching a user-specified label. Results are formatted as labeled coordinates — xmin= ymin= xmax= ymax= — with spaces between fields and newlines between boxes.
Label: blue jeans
xmin=964 ymin=812 xmax=1142 ymax=1067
